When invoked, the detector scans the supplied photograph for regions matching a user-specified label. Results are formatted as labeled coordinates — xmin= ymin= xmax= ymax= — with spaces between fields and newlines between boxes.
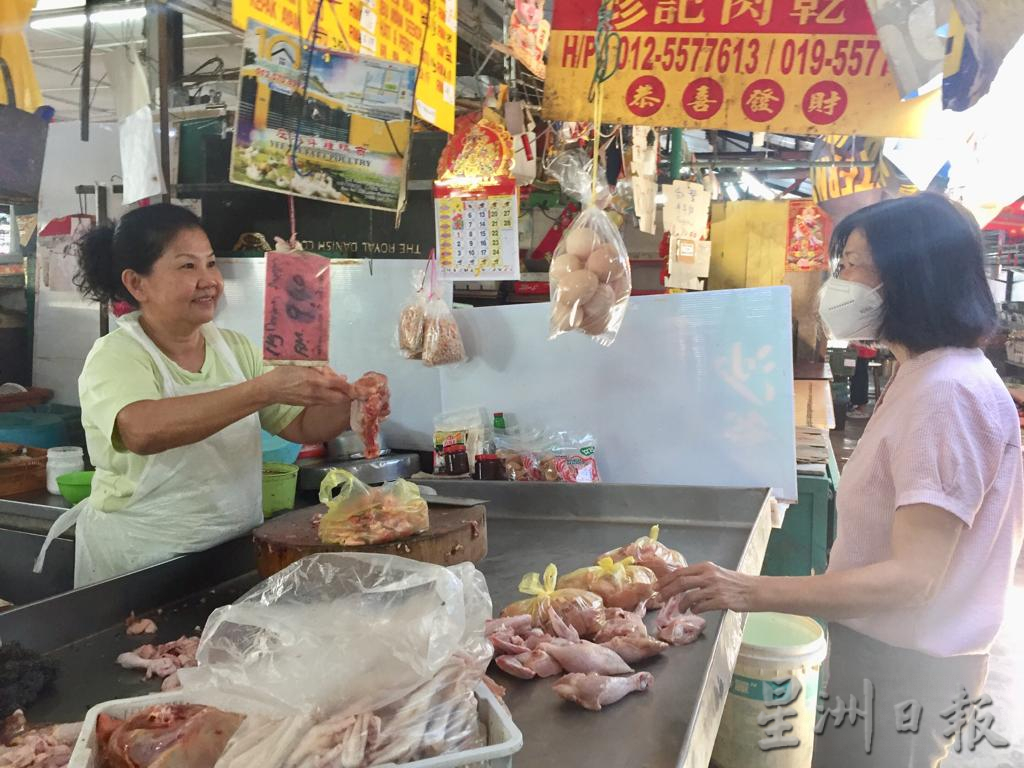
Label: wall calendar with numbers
xmin=433 ymin=186 xmax=521 ymax=281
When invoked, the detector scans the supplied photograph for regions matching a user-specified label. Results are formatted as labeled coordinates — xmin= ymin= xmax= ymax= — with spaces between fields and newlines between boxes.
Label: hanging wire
xmin=289 ymin=0 xmax=328 ymax=176
xmin=588 ymin=0 xmax=621 ymax=103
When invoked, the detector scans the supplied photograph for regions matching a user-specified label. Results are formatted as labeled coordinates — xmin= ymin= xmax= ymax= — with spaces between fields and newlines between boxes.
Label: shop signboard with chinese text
xmin=233 ymin=0 xmax=456 ymax=132
xmin=231 ymin=22 xmax=413 ymax=211
xmin=544 ymin=0 xmax=938 ymax=136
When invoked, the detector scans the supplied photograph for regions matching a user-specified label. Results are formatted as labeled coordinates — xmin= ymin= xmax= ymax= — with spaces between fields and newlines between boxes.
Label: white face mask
xmin=818 ymin=278 xmax=884 ymax=341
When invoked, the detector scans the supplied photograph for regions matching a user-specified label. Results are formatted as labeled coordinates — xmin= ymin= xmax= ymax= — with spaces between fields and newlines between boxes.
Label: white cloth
xmin=35 ymin=316 xmax=262 ymax=587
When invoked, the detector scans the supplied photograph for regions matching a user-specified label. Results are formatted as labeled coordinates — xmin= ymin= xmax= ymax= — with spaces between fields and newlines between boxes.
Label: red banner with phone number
xmin=542 ymin=0 xmax=938 ymax=137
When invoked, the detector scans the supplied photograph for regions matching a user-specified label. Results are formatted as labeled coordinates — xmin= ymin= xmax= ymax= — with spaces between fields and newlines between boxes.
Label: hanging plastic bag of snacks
xmin=397 ymin=266 xmax=428 ymax=359
xmin=420 ymin=254 xmax=466 ymax=366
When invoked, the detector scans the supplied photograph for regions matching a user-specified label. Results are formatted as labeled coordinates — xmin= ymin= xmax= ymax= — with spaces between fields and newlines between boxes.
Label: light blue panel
xmin=441 ymin=288 xmax=798 ymax=500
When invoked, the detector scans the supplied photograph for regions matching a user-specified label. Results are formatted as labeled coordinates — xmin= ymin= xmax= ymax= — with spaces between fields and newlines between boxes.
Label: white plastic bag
xmin=549 ymin=205 xmax=631 ymax=345
xmin=180 ymin=553 xmax=492 ymax=719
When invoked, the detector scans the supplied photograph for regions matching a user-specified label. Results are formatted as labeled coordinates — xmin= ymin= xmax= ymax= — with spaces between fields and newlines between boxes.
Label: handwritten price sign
xmin=263 ymin=251 xmax=331 ymax=366
xmin=543 ymin=0 xmax=938 ymax=137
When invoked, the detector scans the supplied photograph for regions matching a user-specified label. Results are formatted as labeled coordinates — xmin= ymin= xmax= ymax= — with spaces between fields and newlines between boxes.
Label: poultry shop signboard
xmin=543 ymin=0 xmax=938 ymax=137
xmin=231 ymin=22 xmax=414 ymax=211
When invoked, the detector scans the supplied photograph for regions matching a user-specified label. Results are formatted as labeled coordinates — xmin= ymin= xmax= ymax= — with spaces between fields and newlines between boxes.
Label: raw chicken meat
xmin=523 ymin=629 xmax=556 ymax=650
xmin=546 ymin=608 xmax=580 ymax=643
xmin=349 ymin=372 xmax=390 ymax=459
xmin=98 ymin=704 xmax=243 ymax=768
xmin=602 ymin=525 xmax=687 ymax=580
xmin=484 ymin=615 xmax=532 ymax=637
xmin=488 ymin=632 xmax=530 ymax=656
xmin=495 ymin=649 xmax=563 ymax=680
xmin=125 ymin=614 xmax=158 ymax=636
xmin=116 ymin=636 xmax=199 ymax=684
xmin=601 ymin=635 xmax=668 ymax=663
xmin=538 ymin=641 xmax=633 ymax=676
xmin=553 ymin=672 xmax=653 ymax=711
xmin=557 ymin=603 xmax=606 ymax=638
xmin=556 ymin=557 xmax=656 ymax=611
xmin=655 ymin=595 xmax=707 ymax=645
xmin=0 ymin=713 xmax=80 ymax=768
xmin=591 ymin=607 xmax=648 ymax=644
xmin=482 ymin=676 xmax=506 ymax=700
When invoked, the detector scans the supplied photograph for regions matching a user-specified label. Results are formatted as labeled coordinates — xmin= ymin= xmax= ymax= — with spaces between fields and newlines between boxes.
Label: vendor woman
xmin=659 ymin=194 xmax=1023 ymax=768
xmin=35 ymin=203 xmax=378 ymax=587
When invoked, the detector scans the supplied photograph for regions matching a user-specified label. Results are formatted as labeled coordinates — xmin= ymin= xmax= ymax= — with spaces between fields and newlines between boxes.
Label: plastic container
xmin=262 ymin=462 xmax=298 ymax=518
xmin=261 ymin=430 xmax=301 ymax=465
xmin=46 ymin=446 xmax=85 ymax=494
xmin=56 ymin=470 xmax=94 ymax=505
xmin=0 ymin=442 xmax=47 ymax=496
xmin=0 ymin=412 xmax=67 ymax=449
xmin=711 ymin=613 xmax=828 ymax=768
xmin=444 ymin=444 xmax=470 ymax=476
xmin=474 ymin=454 xmax=505 ymax=481
xmin=68 ymin=682 xmax=523 ymax=768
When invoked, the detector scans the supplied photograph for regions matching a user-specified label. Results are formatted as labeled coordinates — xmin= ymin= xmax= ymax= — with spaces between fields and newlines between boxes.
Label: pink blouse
xmin=827 ymin=348 xmax=1023 ymax=656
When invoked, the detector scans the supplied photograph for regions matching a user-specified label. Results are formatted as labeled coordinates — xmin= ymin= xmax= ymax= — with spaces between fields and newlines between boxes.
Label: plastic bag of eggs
xmin=549 ymin=209 xmax=632 ymax=343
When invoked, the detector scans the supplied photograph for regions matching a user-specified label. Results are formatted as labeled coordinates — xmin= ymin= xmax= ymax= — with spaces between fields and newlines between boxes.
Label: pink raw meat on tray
xmin=263 ymin=250 xmax=331 ymax=366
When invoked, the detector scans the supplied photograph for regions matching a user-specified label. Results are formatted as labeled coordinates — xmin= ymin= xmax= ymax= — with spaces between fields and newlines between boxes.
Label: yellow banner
xmin=233 ymin=0 xmax=455 ymax=132
xmin=543 ymin=0 xmax=938 ymax=137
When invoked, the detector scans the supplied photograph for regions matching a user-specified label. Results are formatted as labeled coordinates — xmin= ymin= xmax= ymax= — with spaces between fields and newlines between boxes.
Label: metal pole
xmin=147 ymin=0 xmax=173 ymax=202
xmin=80 ymin=0 xmax=94 ymax=140
xmin=669 ymin=128 xmax=683 ymax=180
xmin=97 ymin=185 xmax=110 ymax=336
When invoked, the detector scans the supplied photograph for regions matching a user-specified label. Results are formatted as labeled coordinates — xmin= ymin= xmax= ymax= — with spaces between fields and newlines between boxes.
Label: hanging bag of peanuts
xmin=549 ymin=205 xmax=632 ymax=346
xmin=397 ymin=265 xmax=429 ymax=359
xmin=421 ymin=254 xmax=466 ymax=366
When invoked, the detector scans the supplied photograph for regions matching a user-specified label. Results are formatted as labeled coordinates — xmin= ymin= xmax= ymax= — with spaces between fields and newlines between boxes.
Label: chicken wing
xmin=539 ymin=641 xmax=633 ymax=676
xmin=552 ymin=672 xmax=653 ymax=711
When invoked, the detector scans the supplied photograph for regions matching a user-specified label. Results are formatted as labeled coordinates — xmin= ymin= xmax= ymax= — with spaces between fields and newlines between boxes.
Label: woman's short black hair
xmin=829 ymin=193 xmax=997 ymax=353
xmin=74 ymin=203 xmax=204 ymax=306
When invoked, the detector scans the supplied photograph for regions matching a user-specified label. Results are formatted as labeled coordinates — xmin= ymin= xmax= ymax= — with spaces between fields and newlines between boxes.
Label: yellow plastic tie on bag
xmin=648 ymin=524 xmax=660 ymax=542
xmin=518 ymin=563 xmax=558 ymax=597
xmin=319 ymin=467 xmax=357 ymax=508
xmin=596 ymin=556 xmax=633 ymax=577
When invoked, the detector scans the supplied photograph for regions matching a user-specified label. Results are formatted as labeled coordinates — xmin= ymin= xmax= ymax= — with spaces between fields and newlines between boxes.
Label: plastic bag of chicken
xmin=317 ymin=468 xmax=429 ymax=546
xmin=601 ymin=524 xmax=688 ymax=579
xmin=548 ymin=205 xmax=631 ymax=346
xmin=556 ymin=556 xmax=656 ymax=611
xmin=500 ymin=563 xmax=603 ymax=632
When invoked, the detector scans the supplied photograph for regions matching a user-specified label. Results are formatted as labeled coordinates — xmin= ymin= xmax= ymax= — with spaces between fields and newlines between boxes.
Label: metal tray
xmin=0 ymin=527 xmax=74 ymax=607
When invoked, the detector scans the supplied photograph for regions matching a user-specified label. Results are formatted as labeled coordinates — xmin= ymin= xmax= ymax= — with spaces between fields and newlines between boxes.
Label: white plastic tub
xmin=69 ymin=682 xmax=522 ymax=768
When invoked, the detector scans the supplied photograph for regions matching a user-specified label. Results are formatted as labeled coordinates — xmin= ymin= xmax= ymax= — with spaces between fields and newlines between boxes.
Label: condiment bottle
xmin=443 ymin=444 xmax=470 ymax=476
xmin=474 ymin=454 xmax=505 ymax=481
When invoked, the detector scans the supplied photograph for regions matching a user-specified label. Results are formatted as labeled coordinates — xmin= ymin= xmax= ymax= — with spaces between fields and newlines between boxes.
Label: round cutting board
xmin=252 ymin=500 xmax=487 ymax=578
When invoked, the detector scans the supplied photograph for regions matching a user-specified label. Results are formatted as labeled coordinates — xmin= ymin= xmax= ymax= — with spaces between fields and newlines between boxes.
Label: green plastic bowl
xmin=262 ymin=462 xmax=298 ymax=518
xmin=56 ymin=470 xmax=94 ymax=505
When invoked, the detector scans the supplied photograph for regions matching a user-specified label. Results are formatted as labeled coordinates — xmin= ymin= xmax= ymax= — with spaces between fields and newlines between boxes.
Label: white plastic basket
xmin=69 ymin=682 xmax=522 ymax=768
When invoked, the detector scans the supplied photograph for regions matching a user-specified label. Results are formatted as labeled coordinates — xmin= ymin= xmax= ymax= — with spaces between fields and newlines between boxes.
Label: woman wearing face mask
xmin=659 ymin=194 xmax=1023 ymax=768
xmin=35 ymin=204 xmax=384 ymax=587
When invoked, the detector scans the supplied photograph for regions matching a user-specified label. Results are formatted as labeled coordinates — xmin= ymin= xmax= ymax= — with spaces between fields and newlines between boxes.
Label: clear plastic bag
xmin=398 ymin=279 xmax=427 ymax=359
xmin=500 ymin=564 xmax=603 ymax=631
xmin=169 ymin=554 xmax=495 ymax=767
xmin=433 ymin=408 xmax=490 ymax=474
xmin=317 ymin=468 xmax=429 ymax=546
xmin=549 ymin=205 xmax=631 ymax=346
xmin=556 ymin=556 xmax=656 ymax=611
xmin=495 ymin=428 xmax=601 ymax=483
xmin=422 ymin=296 xmax=467 ymax=366
xmin=601 ymin=524 xmax=688 ymax=579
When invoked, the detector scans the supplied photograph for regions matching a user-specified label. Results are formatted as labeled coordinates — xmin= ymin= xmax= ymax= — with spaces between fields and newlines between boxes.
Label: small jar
xmin=46 ymin=446 xmax=84 ymax=495
xmin=474 ymin=454 xmax=505 ymax=481
xmin=443 ymin=444 xmax=470 ymax=476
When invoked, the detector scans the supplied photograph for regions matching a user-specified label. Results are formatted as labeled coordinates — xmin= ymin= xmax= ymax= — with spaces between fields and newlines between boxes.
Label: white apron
xmin=35 ymin=314 xmax=263 ymax=587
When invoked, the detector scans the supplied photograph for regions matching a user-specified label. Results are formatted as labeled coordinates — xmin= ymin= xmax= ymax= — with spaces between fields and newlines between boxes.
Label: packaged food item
xmin=601 ymin=524 xmax=687 ymax=579
xmin=433 ymin=408 xmax=490 ymax=474
xmin=500 ymin=564 xmax=604 ymax=631
xmin=556 ymin=556 xmax=656 ymax=611
xmin=495 ymin=429 xmax=601 ymax=483
xmin=422 ymin=295 xmax=467 ymax=366
xmin=263 ymin=250 xmax=331 ymax=365
xmin=317 ymin=468 xmax=429 ymax=546
xmin=397 ymin=272 xmax=427 ymax=358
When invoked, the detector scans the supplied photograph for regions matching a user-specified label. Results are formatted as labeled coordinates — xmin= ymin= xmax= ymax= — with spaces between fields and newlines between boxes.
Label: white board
xmin=216 ymin=258 xmax=448 ymax=449
xmin=441 ymin=288 xmax=798 ymax=501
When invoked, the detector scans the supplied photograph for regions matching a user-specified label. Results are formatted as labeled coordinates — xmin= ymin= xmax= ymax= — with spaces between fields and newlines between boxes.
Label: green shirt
xmin=79 ymin=325 xmax=302 ymax=512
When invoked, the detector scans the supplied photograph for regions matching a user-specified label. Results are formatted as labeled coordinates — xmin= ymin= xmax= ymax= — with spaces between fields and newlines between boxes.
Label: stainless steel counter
xmin=3 ymin=481 xmax=773 ymax=768
xmin=0 ymin=490 xmax=70 ymax=534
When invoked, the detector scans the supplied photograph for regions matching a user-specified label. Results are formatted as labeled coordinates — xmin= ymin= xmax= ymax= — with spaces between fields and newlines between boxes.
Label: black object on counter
xmin=0 ymin=642 xmax=57 ymax=720
xmin=473 ymin=454 xmax=505 ymax=481
xmin=443 ymin=444 xmax=470 ymax=476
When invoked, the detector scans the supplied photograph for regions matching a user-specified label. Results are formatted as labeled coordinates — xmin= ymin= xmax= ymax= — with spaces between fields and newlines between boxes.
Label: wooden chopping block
xmin=252 ymin=500 xmax=488 ymax=578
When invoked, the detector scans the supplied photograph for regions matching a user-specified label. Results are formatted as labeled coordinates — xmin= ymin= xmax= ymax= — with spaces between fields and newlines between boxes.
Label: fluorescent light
xmin=725 ymin=183 xmax=741 ymax=201
xmin=740 ymin=171 xmax=777 ymax=200
xmin=31 ymin=7 xmax=145 ymax=30
xmin=33 ymin=0 xmax=84 ymax=10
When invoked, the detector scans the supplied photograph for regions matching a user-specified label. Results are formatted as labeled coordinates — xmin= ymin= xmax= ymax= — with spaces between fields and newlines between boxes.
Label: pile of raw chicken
xmin=488 ymin=526 xmax=705 ymax=711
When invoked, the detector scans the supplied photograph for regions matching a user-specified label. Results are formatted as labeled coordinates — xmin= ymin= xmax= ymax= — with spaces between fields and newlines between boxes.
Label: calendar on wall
xmin=434 ymin=187 xmax=521 ymax=281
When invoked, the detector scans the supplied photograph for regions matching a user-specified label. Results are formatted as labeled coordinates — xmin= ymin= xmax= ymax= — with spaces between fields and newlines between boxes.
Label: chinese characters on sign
xmin=543 ymin=0 xmax=939 ymax=136
xmin=231 ymin=22 xmax=414 ymax=211
xmin=232 ymin=0 xmax=457 ymax=132
xmin=749 ymin=676 xmax=1011 ymax=754
xmin=263 ymin=250 xmax=331 ymax=365
xmin=663 ymin=180 xmax=711 ymax=290
xmin=433 ymin=190 xmax=521 ymax=280
xmin=785 ymin=200 xmax=831 ymax=272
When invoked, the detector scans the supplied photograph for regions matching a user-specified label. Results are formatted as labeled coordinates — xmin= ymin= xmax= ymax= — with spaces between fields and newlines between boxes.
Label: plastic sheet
xmin=500 ymin=564 xmax=603 ymax=631
xmin=182 ymin=554 xmax=492 ymax=721
xmin=556 ymin=556 xmax=656 ymax=611
xmin=317 ymin=469 xmax=429 ymax=546
xmin=548 ymin=205 xmax=631 ymax=346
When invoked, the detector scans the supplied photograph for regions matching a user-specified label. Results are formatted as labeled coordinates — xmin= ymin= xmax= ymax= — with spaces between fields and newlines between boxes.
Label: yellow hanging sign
xmin=543 ymin=0 xmax=938 ymax=137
